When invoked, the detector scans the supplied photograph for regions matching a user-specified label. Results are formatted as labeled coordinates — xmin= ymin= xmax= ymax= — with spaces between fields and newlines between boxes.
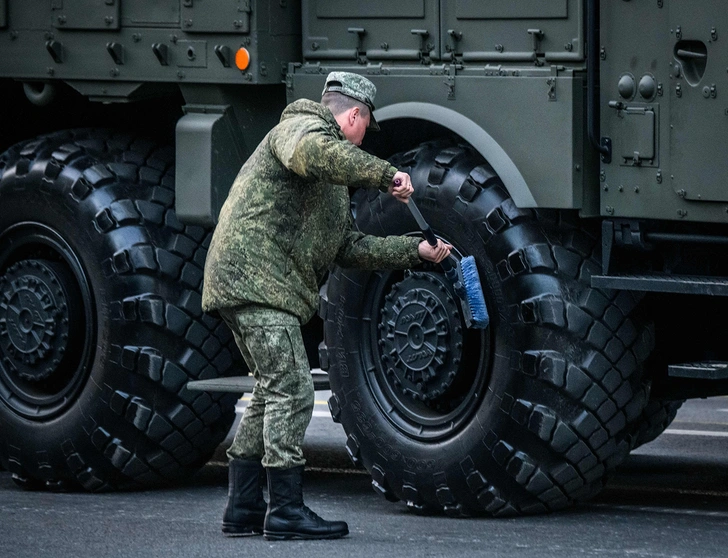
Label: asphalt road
xmin=3 ymin=395 xmax=728 ymax=558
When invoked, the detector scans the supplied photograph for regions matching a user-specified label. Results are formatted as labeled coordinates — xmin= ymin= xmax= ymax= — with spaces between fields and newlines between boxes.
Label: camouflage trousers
xmin=219 ymin=306 xmax=314 ymax=469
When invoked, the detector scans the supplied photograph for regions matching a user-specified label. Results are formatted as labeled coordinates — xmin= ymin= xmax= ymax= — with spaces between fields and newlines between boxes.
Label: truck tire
xmin=631 ymin=399 xmax=683 ymax=449
xmin=0 ymin=130 xmax=240 ymax=491
xmin=321 ymin=140 xmax=653 ymax=515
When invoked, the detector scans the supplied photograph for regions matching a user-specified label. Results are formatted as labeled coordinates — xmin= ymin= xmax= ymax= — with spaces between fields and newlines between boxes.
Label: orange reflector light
xmin=235 ymin=48 xmax=250 ymax=71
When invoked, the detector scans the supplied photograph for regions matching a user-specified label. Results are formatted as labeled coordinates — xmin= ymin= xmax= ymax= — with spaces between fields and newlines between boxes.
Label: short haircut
xmin=321 ymin=92 xmax=370 ymax=118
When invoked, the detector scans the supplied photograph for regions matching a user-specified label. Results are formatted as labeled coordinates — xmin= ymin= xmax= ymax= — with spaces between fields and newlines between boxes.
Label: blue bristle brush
xmin=403 ymin=193 xmax=489 ymax=330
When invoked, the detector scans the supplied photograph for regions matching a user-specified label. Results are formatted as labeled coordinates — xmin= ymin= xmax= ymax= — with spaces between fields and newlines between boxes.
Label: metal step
xmin=592 ymin=274 xmax=728 ymax=296
xmin=668 ymin=362 xmax=728 ymax=380
xmin=186 ymin=372 xmax=331 ymax=393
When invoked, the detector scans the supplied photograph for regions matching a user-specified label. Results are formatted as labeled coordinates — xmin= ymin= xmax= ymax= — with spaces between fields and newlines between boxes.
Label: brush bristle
xmin=458 ymin=256 xmax=489 ymax=329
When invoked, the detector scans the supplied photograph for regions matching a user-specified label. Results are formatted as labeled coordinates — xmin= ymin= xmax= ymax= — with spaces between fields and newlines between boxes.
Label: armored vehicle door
xmin=668 ymin=2 xmax=728 ymax=203
xmin=600 ymin=1 xmax=728 ymax=220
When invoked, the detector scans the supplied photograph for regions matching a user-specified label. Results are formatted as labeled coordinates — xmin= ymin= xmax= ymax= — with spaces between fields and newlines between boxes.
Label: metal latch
xmin=528 ymin=29 xmax=544 ymax=53
xmin=411 ymin=29 xmax=431 ymax=57
xmin=446 ymin=29 xmax=462 ymax=54
xmin=106 ymin=42 xmax=124 ymax=65
xmin=348 ymin=27 xmax=366 ymax=55
xmin=152 ymin=43 xmax=169 ymax=66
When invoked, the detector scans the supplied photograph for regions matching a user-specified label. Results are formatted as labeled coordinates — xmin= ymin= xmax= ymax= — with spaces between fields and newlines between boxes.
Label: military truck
xmin=0 ymin=0 xmax=725 ymax=516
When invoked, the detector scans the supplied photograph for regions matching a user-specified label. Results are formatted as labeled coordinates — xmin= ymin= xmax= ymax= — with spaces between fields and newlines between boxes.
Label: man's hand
xmin=418 ymin=239 xmax=453 ymax=264
xmin=389 ymin=172 xmax=414 ymax=203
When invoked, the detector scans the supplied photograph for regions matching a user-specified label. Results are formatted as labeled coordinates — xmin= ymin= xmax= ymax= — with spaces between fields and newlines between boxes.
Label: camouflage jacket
xmin=202 ymin=99 xmax=422 ymax=323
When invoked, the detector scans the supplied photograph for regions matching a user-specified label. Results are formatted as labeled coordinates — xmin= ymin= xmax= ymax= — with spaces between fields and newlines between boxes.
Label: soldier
xmin=202 ymin=71 xmax=452 ymax=540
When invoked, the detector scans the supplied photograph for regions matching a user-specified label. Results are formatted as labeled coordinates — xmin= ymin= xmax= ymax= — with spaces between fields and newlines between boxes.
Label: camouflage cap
xmin=322 ymin=71 xmax=380 ymax=131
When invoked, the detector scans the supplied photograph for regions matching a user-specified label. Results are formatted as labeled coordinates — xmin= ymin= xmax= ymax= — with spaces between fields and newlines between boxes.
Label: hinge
xmin=302 ymin=62 xmax=327 ymax=75
xmin=444 ymin=76 xmax=455 ymax=100
xmin=546 ymin=78 xmax=556 ymax=101
xmin=600 ymin=137 xmax=612 ymax=164
xmin=366 ymin=63 xmax=383 ymax=75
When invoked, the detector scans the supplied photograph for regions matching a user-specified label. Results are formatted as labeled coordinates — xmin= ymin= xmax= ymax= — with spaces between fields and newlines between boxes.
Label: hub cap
xmin=379 ymin=272 xmax=463 ymax=402
xmin=0 ymin=222 xmax=95 ymax=420
xmin=0 ymin=260 xmax=72 ymax=382
xmin=362 ymin=261 xmax=490 ymax=441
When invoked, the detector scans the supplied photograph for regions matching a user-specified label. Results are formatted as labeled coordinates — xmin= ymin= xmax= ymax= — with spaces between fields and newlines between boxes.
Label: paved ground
xmin=2 ymin=395 xmax=728 ymax=558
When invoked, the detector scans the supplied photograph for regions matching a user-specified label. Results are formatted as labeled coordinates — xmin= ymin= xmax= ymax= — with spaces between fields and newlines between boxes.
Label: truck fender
xmin=374 ymin=102 xmax=536 ymax=207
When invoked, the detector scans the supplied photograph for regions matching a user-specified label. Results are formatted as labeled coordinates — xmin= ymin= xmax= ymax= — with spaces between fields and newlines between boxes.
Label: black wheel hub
xmin=0 ymin=260 xmax=73 ymax=382
xmin=379 ymin=272 xmax=463 ymax=402
xmin=0 ymin=222 xmax=95 ymax=420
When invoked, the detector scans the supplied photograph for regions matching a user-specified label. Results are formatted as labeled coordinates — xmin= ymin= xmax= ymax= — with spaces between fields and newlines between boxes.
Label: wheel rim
xmin=360 ymin=241 xmax=491 ymax=441
xmin=0 ymin=222 xmax=96 ymax=419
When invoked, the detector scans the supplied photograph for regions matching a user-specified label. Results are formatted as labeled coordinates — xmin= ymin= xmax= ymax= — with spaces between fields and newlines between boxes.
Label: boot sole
xmin=263 ymin=530 xmax=349 ymax=541
xmin=222 ymin=526 xmax=264 ymax=537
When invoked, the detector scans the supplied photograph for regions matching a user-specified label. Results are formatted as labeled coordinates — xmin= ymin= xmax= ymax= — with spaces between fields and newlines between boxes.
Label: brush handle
xmin=395 ymin=178 xmax=439 ymax=247
xmin=395 ymin=179 xmax=456 ymax=275
xmin=407 ymin=199 xmax=439 ymax=247
xmin=409 ymin=200 xmax=455 ymax=274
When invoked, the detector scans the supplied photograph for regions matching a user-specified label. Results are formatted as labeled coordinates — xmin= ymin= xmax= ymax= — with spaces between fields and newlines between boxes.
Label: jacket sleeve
xmin=334 ymin=214 xmax=422 ymax=270
xmin=270 ymin=122 xmax=397 ymax=192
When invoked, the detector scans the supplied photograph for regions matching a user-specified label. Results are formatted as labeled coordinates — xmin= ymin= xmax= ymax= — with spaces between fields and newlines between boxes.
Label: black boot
xmin=264 ymin=466 xmax=349 ymax=540
xmin=222 ymin=458 xmax=267 ymax=537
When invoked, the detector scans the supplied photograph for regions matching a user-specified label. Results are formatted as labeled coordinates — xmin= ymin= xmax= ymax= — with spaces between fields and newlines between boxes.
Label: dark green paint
xmin=0 ymin=1 xmax=725 ymax=224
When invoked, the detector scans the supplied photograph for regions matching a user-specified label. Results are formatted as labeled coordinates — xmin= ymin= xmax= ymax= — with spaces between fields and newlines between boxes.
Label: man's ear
xmin=349 ymin=106 xmax=360 ymax=125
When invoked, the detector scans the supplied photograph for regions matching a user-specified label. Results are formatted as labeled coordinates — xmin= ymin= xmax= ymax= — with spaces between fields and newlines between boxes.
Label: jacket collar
xmin=280 ymin=98 xmax=345 ymax=140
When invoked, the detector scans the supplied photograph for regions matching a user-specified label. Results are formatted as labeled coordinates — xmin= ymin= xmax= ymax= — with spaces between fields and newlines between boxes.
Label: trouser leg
xmin=227 ymin=384 xmax=266 ymax=461
xmin=221 ymin=306 xmax=314 ymax=469
xmin=243 ymin=324 xmax=314 ymax=469
xmin=220 ymin=309 xmax=265 ymax=461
